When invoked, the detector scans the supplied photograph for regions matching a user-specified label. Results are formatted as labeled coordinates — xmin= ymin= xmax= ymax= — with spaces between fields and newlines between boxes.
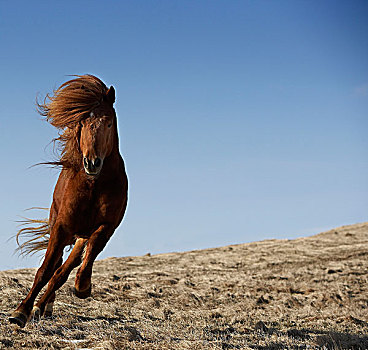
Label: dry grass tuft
xmin=1 ymin=223 xmax=368 ymax=349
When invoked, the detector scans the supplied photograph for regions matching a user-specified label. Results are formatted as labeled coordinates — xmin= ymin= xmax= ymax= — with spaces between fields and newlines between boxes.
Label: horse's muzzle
xmin=83 ymin=157 xmax=103 ymax=176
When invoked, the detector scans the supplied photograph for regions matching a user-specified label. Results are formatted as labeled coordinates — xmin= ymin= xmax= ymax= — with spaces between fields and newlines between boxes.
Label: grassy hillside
xmin=1 ymin=223 xmax=368 ymax=349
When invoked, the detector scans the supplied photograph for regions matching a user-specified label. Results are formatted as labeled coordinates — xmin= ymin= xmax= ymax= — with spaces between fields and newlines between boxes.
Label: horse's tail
xmin=15 ymin=209 xmax=50 ymax=256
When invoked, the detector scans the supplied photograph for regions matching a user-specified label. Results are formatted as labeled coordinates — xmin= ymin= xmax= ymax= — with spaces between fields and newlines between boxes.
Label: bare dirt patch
xmin=1 ymin=223 xmax=368 ymax=349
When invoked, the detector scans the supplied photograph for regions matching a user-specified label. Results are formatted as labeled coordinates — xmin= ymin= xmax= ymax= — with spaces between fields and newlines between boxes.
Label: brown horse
xmin=9 ymin=75 xmax=128 ymax=328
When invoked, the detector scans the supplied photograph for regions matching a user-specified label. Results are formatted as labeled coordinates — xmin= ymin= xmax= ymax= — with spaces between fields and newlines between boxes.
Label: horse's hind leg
xmin=41 ymin=256 xmax=62 ymax=318
xmin=9 ymin=226 xmax=67 ymax=328
xmin=33 ymin=238 xmax=88 ymax=318
xmin=43 ymin=205 xmax=62 ymax=318
xmin=74 ymin=224 xmax=113 ymax=298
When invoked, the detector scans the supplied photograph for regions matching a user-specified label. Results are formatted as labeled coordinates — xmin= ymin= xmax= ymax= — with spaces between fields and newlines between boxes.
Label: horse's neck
xmin=105 ymin=148 xmax=121 ymax=171
xmin=100 ymin=141 xmax=123 ymax=178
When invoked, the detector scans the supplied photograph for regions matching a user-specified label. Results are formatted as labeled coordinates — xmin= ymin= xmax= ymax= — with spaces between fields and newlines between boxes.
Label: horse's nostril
xmin=83 ymin=157 xmax=89 ymax=168
xmin=94 ymin=158 xmax=101 ymax=168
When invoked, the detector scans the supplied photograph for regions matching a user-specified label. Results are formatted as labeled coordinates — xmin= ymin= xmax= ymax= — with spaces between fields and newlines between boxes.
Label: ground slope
xmin=1 ymin=223 xmax=368 ymax=349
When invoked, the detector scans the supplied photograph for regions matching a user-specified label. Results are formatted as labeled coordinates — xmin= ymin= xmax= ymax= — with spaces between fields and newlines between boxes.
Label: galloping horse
xmin=9 ymin=75 xmax=128 ymax=328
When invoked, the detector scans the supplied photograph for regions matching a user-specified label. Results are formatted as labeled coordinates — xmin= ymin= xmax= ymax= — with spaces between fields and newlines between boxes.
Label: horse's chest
xmin=54 ymin=169 xmax=126 ymax=236
xmin=73 ymin=190 xmax=108 ymax=219
xmin=60 ymin=185 xmax=111 ymax=234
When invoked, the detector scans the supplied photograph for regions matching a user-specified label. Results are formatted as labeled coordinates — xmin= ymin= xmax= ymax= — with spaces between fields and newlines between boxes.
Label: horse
xmin=9 ymin=75 xmax=128 ymax=328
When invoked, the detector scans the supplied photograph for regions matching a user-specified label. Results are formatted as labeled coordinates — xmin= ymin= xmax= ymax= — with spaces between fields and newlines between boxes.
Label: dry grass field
xmin=1 ymin=222 xmax=368 ymax=349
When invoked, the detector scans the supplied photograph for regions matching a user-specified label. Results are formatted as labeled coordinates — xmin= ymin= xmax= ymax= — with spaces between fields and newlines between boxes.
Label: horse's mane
xmin=37 ymin=74 xmax=109 ymax=170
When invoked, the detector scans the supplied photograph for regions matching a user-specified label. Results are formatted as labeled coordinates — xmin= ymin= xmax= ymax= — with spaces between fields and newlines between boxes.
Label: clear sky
xmin=0 ymin=1 xmax=367 ymax=270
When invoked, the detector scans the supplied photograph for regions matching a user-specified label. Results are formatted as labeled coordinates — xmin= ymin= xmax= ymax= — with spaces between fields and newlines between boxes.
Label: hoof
xmin=73 ymin=285 xmax=91 ymax=299
xmin=31 ymin=306 xmax=41 ymax=321
xmin=9 ymin=311 xmax=28 ymax=328
xmin=44 ymin=303 xmax=54 ymax=318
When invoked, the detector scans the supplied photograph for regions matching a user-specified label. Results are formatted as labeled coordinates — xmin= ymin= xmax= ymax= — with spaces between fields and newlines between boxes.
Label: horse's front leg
xmin=33 ymin=238 xmax=88 ymax=318
xmin=44 ymin=256 xmax=63 ymax=317
xmin=74 ymin=224 xmax=114 ymax=298
xmin=9 ymin=224 xmax=68 ymax=328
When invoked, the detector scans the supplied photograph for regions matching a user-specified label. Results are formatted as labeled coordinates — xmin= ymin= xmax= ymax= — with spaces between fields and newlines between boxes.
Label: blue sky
xmin=0 ymin=1 xmax=367 ymax=270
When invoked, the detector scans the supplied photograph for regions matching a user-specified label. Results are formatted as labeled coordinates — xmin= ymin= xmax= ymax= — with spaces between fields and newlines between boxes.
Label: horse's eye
xmin=108 ymin=123 xmax=112 ymax=128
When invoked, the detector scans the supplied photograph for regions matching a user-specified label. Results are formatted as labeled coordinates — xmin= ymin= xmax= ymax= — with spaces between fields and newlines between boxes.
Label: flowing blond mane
xmin=37 ymin=74 xmax=109 ymax=169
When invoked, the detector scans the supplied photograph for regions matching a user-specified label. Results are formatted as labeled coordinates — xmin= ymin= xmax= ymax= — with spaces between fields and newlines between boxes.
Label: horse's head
xmin=79 ymin=86 xmax=116 ymax=177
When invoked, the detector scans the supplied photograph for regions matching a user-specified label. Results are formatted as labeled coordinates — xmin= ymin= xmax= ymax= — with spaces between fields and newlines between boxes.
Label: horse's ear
xmin=106 ymin=86 xmax=115 ymax=105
